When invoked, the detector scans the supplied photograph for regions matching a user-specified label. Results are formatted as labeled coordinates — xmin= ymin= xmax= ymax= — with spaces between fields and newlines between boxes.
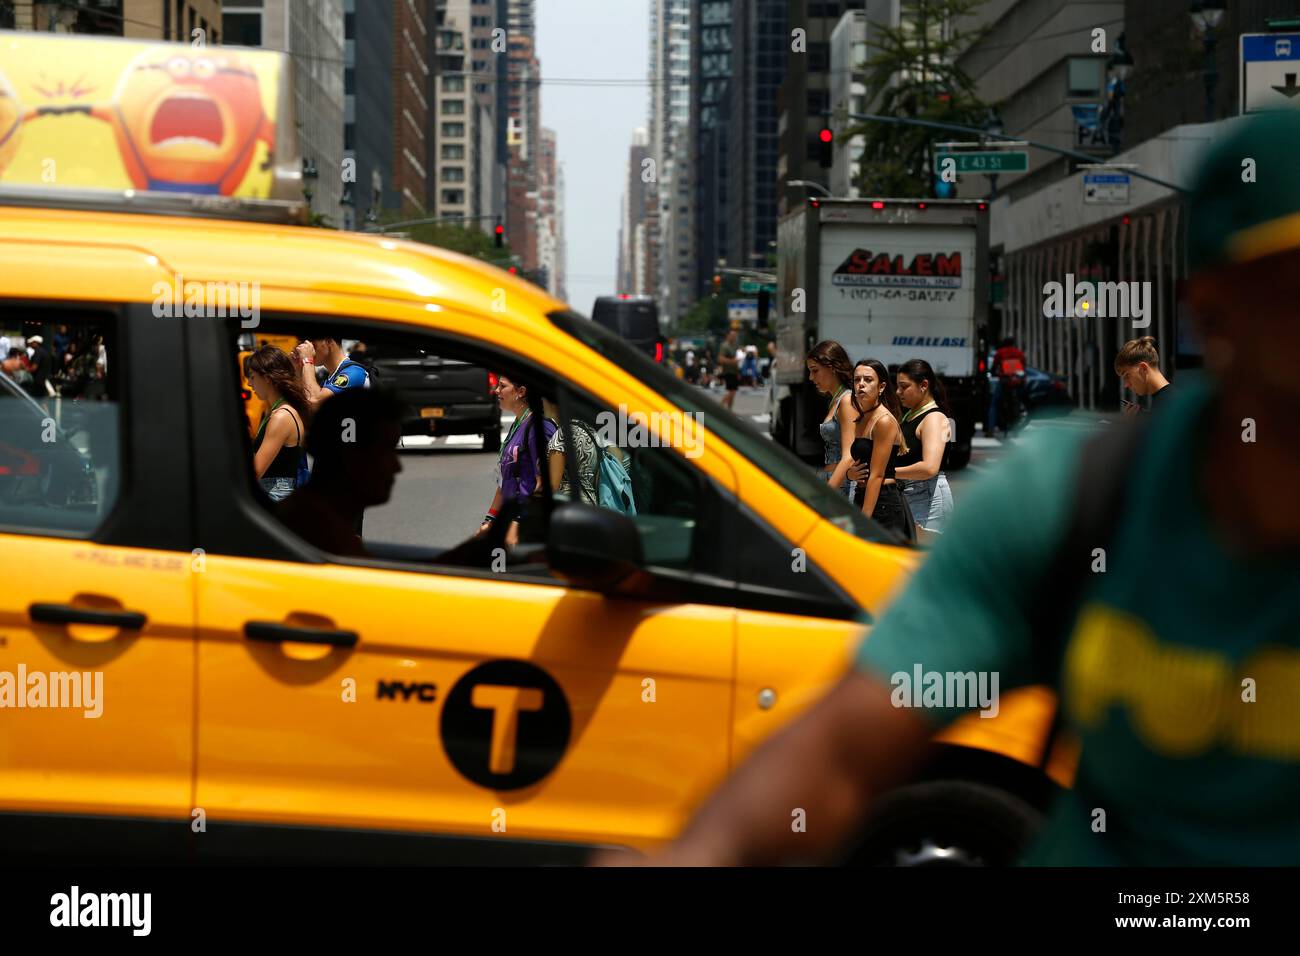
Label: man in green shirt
xmin=639 ymin=111 xmax=1300 ymax=866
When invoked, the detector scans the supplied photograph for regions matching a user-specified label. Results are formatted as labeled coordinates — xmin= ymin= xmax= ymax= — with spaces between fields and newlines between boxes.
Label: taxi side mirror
xmin=547 ymin=503 xmax=644 ymax=592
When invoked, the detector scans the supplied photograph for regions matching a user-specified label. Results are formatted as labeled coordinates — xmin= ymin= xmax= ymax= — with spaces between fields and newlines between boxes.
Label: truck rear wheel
xmin=844 ymin=779 xmax=1043 ymax=867
xmin=482 ymin=428 xmax=501 ymax=453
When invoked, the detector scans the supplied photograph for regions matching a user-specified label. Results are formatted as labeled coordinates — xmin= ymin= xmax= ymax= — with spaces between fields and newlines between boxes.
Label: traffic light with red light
xmin=817 ymin=127 xmax=833 ymax=169
xmin=494 ymin=220 xmax=504 ymax=247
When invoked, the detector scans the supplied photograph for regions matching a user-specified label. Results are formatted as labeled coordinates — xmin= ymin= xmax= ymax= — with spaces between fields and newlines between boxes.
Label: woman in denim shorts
xmin=888 ymin=359 xmax=955 ymax=537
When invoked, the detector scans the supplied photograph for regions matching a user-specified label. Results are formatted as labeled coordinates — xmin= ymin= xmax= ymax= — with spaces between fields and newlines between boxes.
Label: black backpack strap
xmin=1028 ymin=416 xmax=1148 ymax=766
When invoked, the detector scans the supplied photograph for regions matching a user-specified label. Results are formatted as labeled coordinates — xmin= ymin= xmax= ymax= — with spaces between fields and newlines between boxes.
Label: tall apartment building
xmin=223 ymin=1 xmax=347 ymax=222
xmin=648 ymin=0 xmax=693 ymax=323
xmin=12 ymin=0 xmax=221 ymax=38
xmin=390 ymin=0 xmax=437 ymax=216
xmin=537 ymin=126 xmax=566 ymax=297
xmin=433 ymin=0 xmax=502 ymax=229
xmin=689 ymin=0 xmax=733 ymax=299
xmin=726 ymin=0 xmax=787 ymax=270
xmin=827 ymin=2 xmax=898 ymax=198
xmin=776 ymin=0 xmax=854 ymax=218
xmin=505 ymin=0 xmax=541 ymax=273
xmin=617 ymin=129 xmax=652 ymax=294
xmin=343 ymin=0 xmax=396 ymax=230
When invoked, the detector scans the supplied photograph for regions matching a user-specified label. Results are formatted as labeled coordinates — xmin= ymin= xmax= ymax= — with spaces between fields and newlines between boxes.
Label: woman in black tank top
xmin=893 ymin=359 xmax=955 ymax=537
xmin=246 ymin=345 xmax=310 ymax=502
xmin=847 ymin=359 xmax=914 ymax=541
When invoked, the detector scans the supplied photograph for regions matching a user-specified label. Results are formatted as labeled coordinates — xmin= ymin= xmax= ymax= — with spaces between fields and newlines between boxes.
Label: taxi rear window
xmin=546 ymin=309 xmax=898 ymax=545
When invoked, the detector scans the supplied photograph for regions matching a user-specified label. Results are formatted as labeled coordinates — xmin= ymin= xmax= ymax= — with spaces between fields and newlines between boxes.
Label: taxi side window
xmin=232 ymin=322 xmax=558 ymax=575
xmin=0 ymin=310 xmax=119 ymax=536
xmin=555 ymin=389 xmax=730 ymax=579
xmin=554 ymin=387 xmax=851 ymax=615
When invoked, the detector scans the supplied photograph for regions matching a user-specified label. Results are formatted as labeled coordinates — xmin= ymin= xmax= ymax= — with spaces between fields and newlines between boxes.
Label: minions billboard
xmin=0 ymin=32 xmax=299 ymax=200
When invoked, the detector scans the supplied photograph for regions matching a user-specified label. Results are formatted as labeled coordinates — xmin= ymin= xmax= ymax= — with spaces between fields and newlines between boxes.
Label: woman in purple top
xmin=478 ymin=374 xmax=557 ymax=547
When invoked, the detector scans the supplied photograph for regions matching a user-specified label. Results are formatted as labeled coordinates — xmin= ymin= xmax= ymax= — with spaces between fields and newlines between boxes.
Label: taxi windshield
xmin=546 ymin=309 xmax=897 ymax=545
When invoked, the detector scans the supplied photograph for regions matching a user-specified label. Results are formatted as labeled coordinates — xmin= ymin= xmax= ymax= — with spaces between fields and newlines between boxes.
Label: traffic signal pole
xmin=364 ymin=213 xmax=504 ymax=233
xmin=835 ymin=111 xmax=1187 ymax=194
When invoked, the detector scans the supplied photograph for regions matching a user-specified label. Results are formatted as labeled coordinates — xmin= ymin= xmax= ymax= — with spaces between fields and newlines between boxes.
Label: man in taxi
xmin=294 ymin=328 xmax=371 ymax=410
xmin=278 ymin=389 xmax=403 ymax=557
xmin=629 ymin=111 xmax=1300 ymax=867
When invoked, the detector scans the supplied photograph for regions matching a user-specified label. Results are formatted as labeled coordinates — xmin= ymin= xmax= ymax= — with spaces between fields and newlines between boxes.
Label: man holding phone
xmin=1115 ymin=336 xmax=1172 ymax=415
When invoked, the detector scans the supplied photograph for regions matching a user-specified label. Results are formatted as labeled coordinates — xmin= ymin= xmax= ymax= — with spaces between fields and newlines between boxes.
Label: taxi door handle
xmin=244 ymin=621 xmax=358 ymax=648
xmin=29 ymin=603 xmax=147 ymax=630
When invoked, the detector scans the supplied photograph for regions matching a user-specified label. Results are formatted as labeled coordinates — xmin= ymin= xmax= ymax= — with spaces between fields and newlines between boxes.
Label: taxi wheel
xmin=483 ymin=428 xmax=501 ymax=453
xmin=845 ymin=779 xmax=1043 ymax=867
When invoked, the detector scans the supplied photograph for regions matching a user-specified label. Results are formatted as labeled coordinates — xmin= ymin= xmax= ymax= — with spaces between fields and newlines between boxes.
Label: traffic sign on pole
xmin=934 ymin=151 xmax=1028 ymax=174
xmin=1083 ymin=172 xmax=1131 ymax=204
xmin=1241 ymin=33 xmax=1300 ymax=113
xmin=739 ymin=279 xmax=777 ymax=293
xmin=727 ymin=298 xmax=759 ymax=322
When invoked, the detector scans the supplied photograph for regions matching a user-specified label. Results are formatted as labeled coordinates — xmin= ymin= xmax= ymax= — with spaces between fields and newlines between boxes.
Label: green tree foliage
xmin=405 ymin=221 xmax=508 ymax=261
xmin=842 ymin=0 xmax=992 ymax=197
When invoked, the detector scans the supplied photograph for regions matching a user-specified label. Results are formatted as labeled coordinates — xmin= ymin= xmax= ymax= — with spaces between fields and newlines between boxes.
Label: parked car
xmin=366 ymin=343 xmax=503 ymax=452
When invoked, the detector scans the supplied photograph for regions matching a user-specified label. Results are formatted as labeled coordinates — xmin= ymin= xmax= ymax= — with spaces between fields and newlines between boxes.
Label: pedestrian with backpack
xmin=542 ymin=399 xmax=600 ymax=506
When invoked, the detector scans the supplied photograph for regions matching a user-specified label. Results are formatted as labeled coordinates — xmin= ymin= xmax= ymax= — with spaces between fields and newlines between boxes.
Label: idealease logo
xmin=832 ymin=249 xmax=962 ymax=289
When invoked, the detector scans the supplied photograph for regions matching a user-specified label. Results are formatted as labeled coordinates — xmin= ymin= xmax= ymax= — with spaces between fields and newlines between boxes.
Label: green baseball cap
xmin=1188 ymin=108 xmax=1300 ymax=270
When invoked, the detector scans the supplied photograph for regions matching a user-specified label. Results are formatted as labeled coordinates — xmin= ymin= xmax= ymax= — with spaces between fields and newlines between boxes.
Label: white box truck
xmin=770 ymin=198 xmax=989 ymax=469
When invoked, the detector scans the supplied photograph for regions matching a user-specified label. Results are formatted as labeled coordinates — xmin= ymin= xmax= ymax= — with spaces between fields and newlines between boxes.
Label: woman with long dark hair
xmin=478 ymin=374 xmax=557 ymax=547
xmin=245 ymin=345 xmax=310 ymax=502
xmin=892 ymin=358 xmax=955 ymax=537
xmin=847 ymin=359 xmax=914 ymax=540
xmin=805 ymin=340 xmax=856 ymax=498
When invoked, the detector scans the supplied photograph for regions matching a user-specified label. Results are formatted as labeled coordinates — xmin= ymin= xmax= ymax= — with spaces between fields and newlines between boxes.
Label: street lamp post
xmin=982 ymin=107 xmax=1004 ymax=199
xmin=1191 ymin=2 xmax=1227 ymax=123
xmin=786 ymin=179 xmax=833 ymax=199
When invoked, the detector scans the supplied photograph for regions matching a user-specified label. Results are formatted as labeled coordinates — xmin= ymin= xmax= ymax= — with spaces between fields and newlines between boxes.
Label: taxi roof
xmin=0 ymin=203 xmax=569 ymax=325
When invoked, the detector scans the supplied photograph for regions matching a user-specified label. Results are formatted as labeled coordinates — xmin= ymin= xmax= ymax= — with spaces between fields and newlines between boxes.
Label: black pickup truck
xmin=363 ymin=344 xmax=502 ymax=452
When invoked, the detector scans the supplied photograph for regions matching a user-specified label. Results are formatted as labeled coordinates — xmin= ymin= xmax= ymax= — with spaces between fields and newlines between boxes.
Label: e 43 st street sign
xmin=934 ymin=151 xmax=1029 ymax=174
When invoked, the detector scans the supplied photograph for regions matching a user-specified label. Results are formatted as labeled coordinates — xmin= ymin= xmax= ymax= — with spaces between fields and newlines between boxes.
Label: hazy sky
xmin=536 ymin=0 xmax=650 ymax=314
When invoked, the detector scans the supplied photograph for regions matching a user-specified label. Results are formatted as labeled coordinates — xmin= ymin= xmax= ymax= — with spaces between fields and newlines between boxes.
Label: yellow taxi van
xmin=0 ymin=32 xmax=1070 ymax=864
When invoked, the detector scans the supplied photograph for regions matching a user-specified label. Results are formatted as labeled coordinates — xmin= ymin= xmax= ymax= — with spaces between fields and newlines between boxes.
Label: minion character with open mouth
xmin=35 ymin=47 xmax=276 ymax=195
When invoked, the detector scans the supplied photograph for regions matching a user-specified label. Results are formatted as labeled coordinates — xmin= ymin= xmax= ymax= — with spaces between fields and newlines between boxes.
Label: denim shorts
xmin=817 ymin=469 xmax=856 ymax=500
xmin=260 ymin=476 xmax=296 ymax=502
xmin=900 ymin=473 xmax=953 ymax=533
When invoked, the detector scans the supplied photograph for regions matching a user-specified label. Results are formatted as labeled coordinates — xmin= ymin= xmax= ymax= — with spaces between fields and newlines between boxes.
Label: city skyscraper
xmin=617 ymin=128 xmax=652 ymax=295
xmin=649 ymin=0 xmax=693 ymax=323
xmin=726 ymin=0 xmax=787 ymax=270
xmin=690 ymin=0 xmax=732 ymax=299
